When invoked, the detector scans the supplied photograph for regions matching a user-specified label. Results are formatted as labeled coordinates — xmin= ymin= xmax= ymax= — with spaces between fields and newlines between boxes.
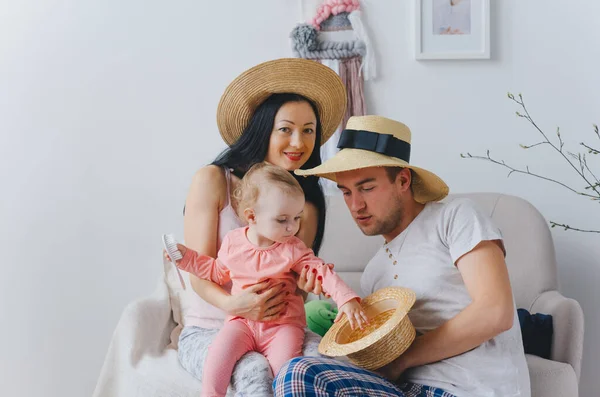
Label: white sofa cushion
xmin=526 ymin=354 xmax=578 ymax=397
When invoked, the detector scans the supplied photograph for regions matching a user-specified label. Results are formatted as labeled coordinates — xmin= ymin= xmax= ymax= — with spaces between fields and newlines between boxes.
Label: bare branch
xmin=585 ymin=185 xmax=600 ymax=195
xmin=567 ymin=152 xmax=586 ymax=174
xmin=577 ymin=154 xmax=600 ymax=186
xmin=550 ymin=222 xmax=600 ymax=233
xmin=463 ymin=152 xmax=597 ymax=198
xmin=509 ymin=95 xmax=600 ymax=198
xmin=557 ymin=127 xmax=565 ymax=152
xmin=581 ymin=142 xmax=600 ymax=155
xmin=520 ymin=142 xmax=548 ymax=149
xmin=466 ymin=94 xmax=600 ymax=233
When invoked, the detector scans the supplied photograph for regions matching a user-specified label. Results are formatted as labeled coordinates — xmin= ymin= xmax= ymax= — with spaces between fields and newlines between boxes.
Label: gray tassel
xmin=291 ymin=23 xmax=366 ymax=59
xmin=290 ymin=24 xmax=318 ymax=51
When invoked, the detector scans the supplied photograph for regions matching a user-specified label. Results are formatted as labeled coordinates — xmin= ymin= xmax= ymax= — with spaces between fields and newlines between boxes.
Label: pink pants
xmin=201 ymin=318 xmax=305 ymax=397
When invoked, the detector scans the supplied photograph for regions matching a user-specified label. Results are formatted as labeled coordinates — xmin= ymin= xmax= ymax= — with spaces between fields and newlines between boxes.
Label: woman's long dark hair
xmin=212 ymin=93 xmax=327 ymax=254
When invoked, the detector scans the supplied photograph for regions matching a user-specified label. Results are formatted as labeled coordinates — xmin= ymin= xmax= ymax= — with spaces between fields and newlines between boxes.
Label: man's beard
xmin=358 ymin=200 xmax=404 ymax=237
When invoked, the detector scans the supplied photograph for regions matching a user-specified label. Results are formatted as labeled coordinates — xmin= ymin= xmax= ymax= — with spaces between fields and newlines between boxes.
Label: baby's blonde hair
xmin=234 ymin=162 xmax=304 ymax=219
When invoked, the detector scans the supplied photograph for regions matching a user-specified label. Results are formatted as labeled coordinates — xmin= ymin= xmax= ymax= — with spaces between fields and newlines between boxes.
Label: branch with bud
xmin=461 ymin=93 xmax=599 ymax=233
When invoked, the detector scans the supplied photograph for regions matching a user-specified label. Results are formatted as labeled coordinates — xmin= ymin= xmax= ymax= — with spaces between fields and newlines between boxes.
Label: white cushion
xmin=526 ymin=354 xmax=578 ymax=397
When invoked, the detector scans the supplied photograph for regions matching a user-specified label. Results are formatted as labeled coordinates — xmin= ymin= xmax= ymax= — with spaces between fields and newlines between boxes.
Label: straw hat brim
xmin=318 ymin=287 xmax=417 ymax=370
xmin=217 ymin=58 xmax=347 ymax=146
xmin=296 ymin=148 xmax=449 ymax=203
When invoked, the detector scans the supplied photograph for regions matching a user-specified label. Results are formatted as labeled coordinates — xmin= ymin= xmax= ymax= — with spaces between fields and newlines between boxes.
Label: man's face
xmin=336 ymin=167 xmax=408 ymax=239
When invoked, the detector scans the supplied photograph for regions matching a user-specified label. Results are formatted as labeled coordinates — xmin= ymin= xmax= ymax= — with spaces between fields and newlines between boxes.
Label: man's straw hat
xmin=296 ymin=115 xmax=449 ymax=203
xmin=318 ymin=287 xmax=417 ymax=370
xmin=216 ymin=58 xmax=347 ymax=146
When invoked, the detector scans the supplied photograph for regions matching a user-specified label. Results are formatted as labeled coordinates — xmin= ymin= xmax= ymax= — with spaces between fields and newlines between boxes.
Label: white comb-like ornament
xmin=162 ymin=234 xmax=183 ymax=261
xmin=162 ymin=234 xmax=185 ymax=289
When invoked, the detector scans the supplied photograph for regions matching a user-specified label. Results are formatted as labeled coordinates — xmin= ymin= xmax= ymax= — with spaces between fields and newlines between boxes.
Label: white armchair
xmin=94 ymin=193 xmax=584 ymax=397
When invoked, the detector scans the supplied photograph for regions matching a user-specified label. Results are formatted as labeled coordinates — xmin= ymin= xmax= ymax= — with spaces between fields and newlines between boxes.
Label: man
xmin=275 ymin=116 xmax=531 ymax=397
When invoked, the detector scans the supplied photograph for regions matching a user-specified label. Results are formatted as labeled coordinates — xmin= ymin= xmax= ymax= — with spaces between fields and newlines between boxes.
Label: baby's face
xmin=252 ymin=187 xmax=305 ymax=243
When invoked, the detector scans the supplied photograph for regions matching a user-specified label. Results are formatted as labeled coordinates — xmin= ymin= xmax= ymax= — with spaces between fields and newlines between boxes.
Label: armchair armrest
xmin=123 ymin=278 xmax=175 ymax=361
xmin=93 ymin=277 xmax=176 ymax=396
xmin=530 ymin=290 xmax=584 ymax=382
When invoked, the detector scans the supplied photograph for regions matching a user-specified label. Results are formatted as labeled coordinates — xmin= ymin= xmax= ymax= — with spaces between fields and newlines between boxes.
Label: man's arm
xmin=379 ymin=240 xmax=514 ymax=380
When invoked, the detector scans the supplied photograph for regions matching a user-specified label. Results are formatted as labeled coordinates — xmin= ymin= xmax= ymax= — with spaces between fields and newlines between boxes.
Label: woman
xmin=176 ymin=58 xmax=347 ymax=396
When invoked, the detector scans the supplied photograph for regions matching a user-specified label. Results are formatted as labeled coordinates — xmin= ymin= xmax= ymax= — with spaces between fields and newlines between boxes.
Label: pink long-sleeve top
xmin=177 ymin=226 xmax=359 ymax=327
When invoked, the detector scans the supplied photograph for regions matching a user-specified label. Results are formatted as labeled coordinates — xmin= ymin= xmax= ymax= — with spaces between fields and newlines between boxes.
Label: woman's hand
xmin=227 ymin=280 xmax=289 ymax=322
xmin=297 ymin=264 xmax=333 ymax=298
xmin=336 ymin=298 xmax=369 ymax=330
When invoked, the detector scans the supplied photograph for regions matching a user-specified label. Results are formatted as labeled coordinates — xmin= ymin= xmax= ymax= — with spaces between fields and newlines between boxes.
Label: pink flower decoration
xmin=311 ymin=0 xmax=361 ymax=30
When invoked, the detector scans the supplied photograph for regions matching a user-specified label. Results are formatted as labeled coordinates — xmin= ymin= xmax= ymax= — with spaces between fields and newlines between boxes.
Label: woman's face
xmin=265 ymin=101 xmax=318 ymax=171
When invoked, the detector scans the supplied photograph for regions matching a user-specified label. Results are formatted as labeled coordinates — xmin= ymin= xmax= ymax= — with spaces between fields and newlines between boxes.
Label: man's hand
xmin=375 ymin=354 xmax=410 ymax=382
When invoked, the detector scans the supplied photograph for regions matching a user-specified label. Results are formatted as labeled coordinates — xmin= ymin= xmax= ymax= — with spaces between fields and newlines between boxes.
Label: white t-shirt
xmin=361 ymin=198 xmax=531 ymax=397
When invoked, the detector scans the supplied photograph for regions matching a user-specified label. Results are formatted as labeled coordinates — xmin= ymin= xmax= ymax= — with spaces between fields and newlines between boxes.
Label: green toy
xmin=305 ymin=300 xmax=338 ymax=336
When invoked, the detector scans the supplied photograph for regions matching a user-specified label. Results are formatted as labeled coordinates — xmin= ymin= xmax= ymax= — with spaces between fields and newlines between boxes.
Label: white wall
xmin=1 ymin=1 xmax=598 ymax=396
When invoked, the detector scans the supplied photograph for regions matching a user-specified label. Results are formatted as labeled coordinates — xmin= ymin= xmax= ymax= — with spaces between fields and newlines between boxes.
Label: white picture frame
xmin=415 ymin=0 xmax=490 ymax=60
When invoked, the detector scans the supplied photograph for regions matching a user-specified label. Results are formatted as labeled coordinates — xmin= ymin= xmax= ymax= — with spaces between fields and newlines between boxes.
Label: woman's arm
xmin=184 ymin=166 xmax=288 ymax=321
xmin=378 ymin=240 xmax=514 ymax=380
xmin=183 ymin=166 xmax=233 ymax=310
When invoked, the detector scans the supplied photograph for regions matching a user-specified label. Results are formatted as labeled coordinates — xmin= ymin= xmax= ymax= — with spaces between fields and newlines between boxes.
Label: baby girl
xmin=166 ymin=162 xmax=368 ymax=397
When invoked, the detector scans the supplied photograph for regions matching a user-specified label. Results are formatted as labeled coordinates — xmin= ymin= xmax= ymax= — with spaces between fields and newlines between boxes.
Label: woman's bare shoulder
xmin=188 ymin=164 xmax=228 ymax=206
xmin=193 ymin=164 xmax=227 ymax=183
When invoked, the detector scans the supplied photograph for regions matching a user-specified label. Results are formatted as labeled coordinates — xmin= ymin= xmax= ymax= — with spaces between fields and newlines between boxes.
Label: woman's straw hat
xmin=217 ymin=58 xmax=347 ymax=146
xmin=295 ymin=115 xmax=449 ymax=203
xmin=318 ymin=287 xmax=417 ymax=370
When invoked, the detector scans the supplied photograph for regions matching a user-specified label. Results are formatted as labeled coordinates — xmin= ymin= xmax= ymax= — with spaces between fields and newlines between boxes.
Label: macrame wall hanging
xmin=290 ymin=0 xmax=376 ymax=193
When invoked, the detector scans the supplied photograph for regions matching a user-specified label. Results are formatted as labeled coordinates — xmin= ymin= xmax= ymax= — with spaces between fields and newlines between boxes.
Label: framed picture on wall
xmin=415 ymin=0 xmax=490 ymax=60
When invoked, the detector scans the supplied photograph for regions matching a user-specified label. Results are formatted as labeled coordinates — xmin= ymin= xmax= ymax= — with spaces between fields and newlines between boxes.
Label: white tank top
xmin=182 ymin=167 xmax=245 ymax=329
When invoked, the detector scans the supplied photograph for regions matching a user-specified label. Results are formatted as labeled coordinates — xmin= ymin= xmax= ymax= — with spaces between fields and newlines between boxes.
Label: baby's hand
xmin=163 ymin=244 xmax=187 ymax=263
xmin=336 ymin=298 xmax=369 ymax=330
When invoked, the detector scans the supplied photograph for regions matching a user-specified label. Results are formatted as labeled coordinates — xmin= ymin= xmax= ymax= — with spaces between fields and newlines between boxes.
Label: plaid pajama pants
xmin=273 ymin=357 xmax=456 ymax=397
